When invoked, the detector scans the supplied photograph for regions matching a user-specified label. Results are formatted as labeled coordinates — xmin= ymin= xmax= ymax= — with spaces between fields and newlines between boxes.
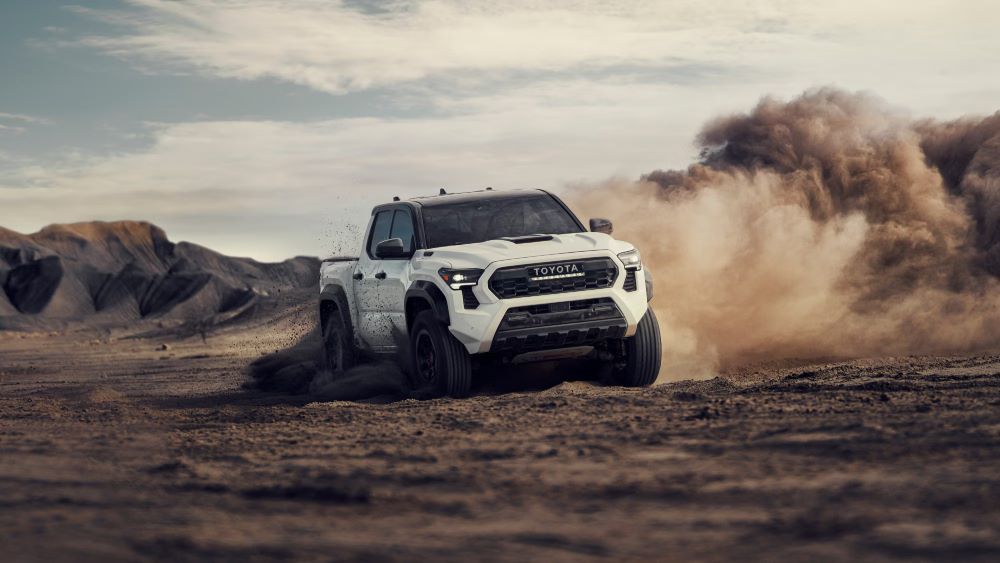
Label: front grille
xmin=461 ymin=286 xmax=479 ymax=309
xmin=623 ymin=270 xmax=638 ymax=291
xmin=488 ymin=258 xmax=618 ymax=299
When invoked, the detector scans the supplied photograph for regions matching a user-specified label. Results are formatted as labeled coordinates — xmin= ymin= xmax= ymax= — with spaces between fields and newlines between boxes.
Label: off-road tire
xmin=613 ymin=308 xmax=661 ymax=387
xmin=322 ymin=306 xmax=356 ymax=374
xmin=410 ymin=310 xmax=472 ymax=398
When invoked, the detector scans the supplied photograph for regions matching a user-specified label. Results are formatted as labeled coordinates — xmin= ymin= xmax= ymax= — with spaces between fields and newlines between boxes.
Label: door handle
xmin=374 ymin=272 xmax=387 ymax=280
xmin=353 ymin=272 xmax=363 ymax=280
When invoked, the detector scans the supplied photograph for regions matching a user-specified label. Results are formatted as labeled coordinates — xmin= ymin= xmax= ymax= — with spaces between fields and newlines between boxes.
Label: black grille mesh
xmin=488 ymin=258 xmax=618 ymax=299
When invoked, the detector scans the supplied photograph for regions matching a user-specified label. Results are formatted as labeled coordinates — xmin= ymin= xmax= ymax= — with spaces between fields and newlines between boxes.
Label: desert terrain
xmin=3 ymin=202 xmax=1000 ymax=562
xmin=4 ymin=1 xmax=1000 ymax=557
xmin=3 ymin=298 xmax=1000 ymax=561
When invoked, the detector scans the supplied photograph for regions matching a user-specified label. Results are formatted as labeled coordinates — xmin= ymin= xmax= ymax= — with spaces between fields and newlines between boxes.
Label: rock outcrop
xmin=0 ymin=221 xmax=318 ymax=329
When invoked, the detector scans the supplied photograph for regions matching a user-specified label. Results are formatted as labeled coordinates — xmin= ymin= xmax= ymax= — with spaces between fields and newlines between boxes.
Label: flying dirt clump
xmin=572 ymin=88 xmax=1000 ymax=378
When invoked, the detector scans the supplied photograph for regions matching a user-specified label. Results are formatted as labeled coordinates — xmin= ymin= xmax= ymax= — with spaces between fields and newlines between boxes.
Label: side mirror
xmin=589 ymin=217 xmax=613 ymax=235
xmin=375 ymin=237 xmax=408 ymax=259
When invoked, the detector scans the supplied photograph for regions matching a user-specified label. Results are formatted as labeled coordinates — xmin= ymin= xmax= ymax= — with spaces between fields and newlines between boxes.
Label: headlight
xmin=617 ymin=249 xmax=642 ymax=270
xmin=438 ymin=268 xmax=484 ymax=290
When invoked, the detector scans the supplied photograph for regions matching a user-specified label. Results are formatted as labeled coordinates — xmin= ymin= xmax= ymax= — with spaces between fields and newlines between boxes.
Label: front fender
xmin=405 ymin=280 xmax=450 ymax=328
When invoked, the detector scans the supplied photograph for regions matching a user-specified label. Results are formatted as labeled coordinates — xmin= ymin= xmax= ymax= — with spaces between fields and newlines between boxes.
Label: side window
xmin=390 ymin=209 xmax=415 ymax=254
xmin=367 ymin=211 xmax=393 ymax=257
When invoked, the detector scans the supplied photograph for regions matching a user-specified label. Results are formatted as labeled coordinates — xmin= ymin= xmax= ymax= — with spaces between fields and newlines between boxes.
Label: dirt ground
xmin=2 ymin=315 xmax=1000 ymax=562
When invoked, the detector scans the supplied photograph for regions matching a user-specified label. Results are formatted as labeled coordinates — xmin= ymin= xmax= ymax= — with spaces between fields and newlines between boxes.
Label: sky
xmin=1 ymin=0 xmax=998 ymax=261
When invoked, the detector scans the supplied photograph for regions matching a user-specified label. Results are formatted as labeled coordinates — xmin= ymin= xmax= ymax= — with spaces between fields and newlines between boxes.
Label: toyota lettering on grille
xmin=528 ymin=263 xmax=585 ymax=281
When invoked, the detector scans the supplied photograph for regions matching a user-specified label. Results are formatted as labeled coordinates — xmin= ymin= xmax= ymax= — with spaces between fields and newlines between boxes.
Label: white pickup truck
xmin=319 ymin=188 xmax=660 ymax=397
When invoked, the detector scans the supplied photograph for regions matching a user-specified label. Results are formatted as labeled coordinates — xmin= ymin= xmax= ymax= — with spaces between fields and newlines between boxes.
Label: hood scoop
xmin=498 ymin=234 xmax=554 ymax=244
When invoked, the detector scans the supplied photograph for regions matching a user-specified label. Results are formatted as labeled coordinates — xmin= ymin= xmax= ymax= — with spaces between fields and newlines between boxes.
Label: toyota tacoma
xmin=319 ymin=188 xmax=660 ymax=397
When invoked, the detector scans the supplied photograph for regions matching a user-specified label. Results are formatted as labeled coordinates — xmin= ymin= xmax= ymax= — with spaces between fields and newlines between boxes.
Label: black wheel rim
xmin=415 ymin=330 xmax=437 ymax=384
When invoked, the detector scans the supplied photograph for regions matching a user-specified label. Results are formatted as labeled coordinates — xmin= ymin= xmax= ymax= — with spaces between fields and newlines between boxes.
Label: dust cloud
xmin=572 ymin=88 xmax=1000 ymax=379
xmin=246 ymin=328 xmax=411 ymax=401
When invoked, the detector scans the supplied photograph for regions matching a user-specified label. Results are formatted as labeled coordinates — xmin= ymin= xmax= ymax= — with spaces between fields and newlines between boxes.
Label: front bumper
xmin=442 ymin=252 xmax=649 ymax=355
xmin=490 ymin=297 xmax=628 ymax=353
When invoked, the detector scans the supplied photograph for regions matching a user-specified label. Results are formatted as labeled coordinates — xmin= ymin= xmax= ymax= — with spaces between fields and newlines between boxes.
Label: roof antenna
xmin=485 ymin=186 xmax=493 ymax=191
xmin=439 ymin=188 xmax=447 ymax=195
xmin=392 ymin=196 xmax=400 ymax=201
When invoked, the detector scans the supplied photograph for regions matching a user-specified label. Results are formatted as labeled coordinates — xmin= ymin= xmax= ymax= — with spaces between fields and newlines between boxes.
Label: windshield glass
xmin=421 ymin=194 xmax=582 ymax=248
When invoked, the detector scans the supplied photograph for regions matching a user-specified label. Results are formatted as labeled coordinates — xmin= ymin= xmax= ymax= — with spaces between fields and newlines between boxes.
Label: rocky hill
xmin=0 ymin=221 xmax=318 ymax=330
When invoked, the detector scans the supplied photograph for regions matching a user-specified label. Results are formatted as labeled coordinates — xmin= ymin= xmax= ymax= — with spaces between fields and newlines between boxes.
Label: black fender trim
xmin=405 ymin=280 xmax=450 ymax=328
xmin=319 ymin=284 xmax=356 ymax=342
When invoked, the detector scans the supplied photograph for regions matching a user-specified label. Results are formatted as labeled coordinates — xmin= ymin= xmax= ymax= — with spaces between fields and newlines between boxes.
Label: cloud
xmin=0 ymin=112 xmax=50 ymax=124
xmin=68 ymin=0 xmax=834 ymax=94
xmin=8 ymin=0 xmax=998 ymax=261
xmin=0 ymin=113 xmax=50 ymax=134
xmin=62 ymin=1 xmax=1000 ymax=117
xmin=0 ymin=78 xmax=705 ymax=258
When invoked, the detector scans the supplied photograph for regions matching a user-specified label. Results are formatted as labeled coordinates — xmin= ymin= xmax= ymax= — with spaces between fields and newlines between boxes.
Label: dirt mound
xmin=0 ymin=220 xmax=319 ymax=330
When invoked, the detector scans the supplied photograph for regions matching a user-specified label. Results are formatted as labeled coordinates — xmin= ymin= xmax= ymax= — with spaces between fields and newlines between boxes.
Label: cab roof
xmin=408 ymin=188 xmax=549 ymax=207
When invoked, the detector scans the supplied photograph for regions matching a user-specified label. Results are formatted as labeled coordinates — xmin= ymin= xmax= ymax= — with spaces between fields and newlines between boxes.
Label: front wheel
xmin=410 ymin=310 xmax=472 ymax=398
xmin=612 ymin=308 xmax=662 ymax=387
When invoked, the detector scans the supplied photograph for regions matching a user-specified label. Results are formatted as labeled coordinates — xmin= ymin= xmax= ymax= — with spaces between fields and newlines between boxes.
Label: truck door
xmin=375 ymin=209 xmax=416 ymax=343
xmin=354 ymin=210 xmax=395 ymax=351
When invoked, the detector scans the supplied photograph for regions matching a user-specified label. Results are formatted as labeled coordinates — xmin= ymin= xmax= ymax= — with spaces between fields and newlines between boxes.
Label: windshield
xmin=421 ymin=194 xmax=583 ymax=248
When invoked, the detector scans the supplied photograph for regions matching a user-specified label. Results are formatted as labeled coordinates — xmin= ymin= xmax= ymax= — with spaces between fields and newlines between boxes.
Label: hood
xmin=415 ymin=232 xmax=634 ymax=270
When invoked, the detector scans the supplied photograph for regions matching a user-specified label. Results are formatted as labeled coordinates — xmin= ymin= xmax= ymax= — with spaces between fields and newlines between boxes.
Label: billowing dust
xmin=572 ymin=88 xmax=1000 ymax=379
xmin=247 ymin=328 xmax=410 ymax=402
